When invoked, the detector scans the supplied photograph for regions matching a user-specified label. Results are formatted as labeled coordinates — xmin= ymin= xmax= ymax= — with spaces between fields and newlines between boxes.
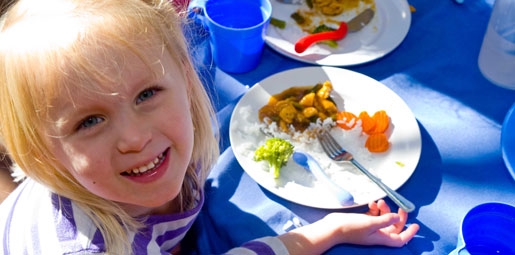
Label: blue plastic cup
xmin=450 ymin=202 xmax=515 ymax=255
xmin=203 ymin=0 xmax=271 ymax=73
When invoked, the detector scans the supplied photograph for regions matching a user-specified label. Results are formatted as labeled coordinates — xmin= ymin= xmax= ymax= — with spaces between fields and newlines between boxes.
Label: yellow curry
xmin=258 ymin=81 xmax=338 ymax=133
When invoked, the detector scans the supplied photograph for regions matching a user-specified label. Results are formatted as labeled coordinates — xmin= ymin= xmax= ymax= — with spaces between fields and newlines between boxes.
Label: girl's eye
xmin=136 ymin=87 xmax=160 ymax=104
xmin=77 ymin=116 xmax=104 ymax=130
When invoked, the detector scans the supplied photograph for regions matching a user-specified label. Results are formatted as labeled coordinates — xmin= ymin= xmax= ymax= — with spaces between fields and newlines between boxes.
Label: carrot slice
xmin=371 ymin=110 xmax=390 ymax=134
xmin=365 ymin=133 xmax=390 ymax=152
xmin=336 ymin=111 xmax=357 ymax=130
xmin=359 ymin=111 xmax=376 ymax=134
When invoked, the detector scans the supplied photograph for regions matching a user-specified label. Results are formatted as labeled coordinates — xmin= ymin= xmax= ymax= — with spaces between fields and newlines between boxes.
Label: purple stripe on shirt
xmin=240 ymin=241 xmax=276 ymax=255
xmin=133 ymin=193 xmax=204 ymax=254
xmin=53 ymin=194 xmax=105 ymax=253
xmin=132 ymin=228 xmax=153 ymax=254
xmin=52 ymin=193 xmax=76 ymax=241
xmin=91 ymin=229 xmax=106 ymax=251
xmin=155 ymin=219 xmax=193 ymax=247
xmin=144 ymin=191 xmax=204 ymax=226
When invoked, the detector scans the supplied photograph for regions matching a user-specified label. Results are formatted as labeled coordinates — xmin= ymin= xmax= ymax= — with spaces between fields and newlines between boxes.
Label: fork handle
xmin=350 ymin=159 xmax=416 ymax=213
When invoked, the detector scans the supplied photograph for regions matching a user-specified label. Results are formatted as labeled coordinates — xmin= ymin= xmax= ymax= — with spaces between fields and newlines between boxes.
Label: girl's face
xmin=45 ymin=47 xmax=194 ymax=216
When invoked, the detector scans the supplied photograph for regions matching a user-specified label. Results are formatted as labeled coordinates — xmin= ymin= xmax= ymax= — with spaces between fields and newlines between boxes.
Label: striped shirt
xmin=0 ymin=179 xmax=288 ymax=254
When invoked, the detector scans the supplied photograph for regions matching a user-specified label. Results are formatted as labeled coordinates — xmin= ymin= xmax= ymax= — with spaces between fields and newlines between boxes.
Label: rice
xmin=231 ymin=105 xmax=390 ymax=208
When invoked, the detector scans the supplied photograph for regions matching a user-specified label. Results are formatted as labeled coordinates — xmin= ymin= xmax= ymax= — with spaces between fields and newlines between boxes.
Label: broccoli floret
xmin=254 ymin=137 xmax=295 ymax=179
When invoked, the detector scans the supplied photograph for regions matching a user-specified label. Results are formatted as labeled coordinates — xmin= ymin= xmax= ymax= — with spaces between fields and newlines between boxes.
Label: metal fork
xmin=317 ymin=129 xmax=416 ymax=213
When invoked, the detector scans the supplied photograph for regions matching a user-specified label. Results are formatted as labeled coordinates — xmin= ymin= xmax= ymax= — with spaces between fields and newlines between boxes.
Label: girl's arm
xmin=277 ymin=200 xmax=420 ymax=254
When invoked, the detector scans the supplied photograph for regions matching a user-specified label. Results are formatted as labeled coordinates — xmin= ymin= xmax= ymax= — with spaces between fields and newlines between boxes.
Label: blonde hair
xmin=0 ymin=0 xmax=219 ymax=253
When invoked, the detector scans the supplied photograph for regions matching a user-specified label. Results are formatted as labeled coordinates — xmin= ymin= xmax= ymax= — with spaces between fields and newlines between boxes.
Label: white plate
xmin=229 ymin=67 xmax=421 ymax=209
xmin=265 ymin=0 xmax=411 ymax=66
xmin=502 ymin=103 xmax=515 ymax=180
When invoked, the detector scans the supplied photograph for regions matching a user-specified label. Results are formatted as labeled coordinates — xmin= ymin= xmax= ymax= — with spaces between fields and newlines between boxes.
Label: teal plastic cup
xmin=450 ymin=202 xmax=515 ymax=255
xmin=203 ymin=0 xmax=271 ymax=73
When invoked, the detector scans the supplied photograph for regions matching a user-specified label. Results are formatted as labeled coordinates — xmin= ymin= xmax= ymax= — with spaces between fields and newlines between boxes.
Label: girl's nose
xmin=116 ymin=115 xmax=152 ymax=154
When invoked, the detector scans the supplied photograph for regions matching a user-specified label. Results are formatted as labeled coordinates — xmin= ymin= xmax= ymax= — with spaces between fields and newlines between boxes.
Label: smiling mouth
xmin=121 ymin=149 xmax=167 ymax=177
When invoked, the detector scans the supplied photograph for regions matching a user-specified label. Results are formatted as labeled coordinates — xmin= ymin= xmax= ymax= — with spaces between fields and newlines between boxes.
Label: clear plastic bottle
xmin=478 ymin=0 xmax=515 ymax=89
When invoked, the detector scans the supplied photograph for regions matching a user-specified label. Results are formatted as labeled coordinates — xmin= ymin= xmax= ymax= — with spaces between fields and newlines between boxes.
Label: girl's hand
xmin=326 ymin=199 xmax=420 ymax=247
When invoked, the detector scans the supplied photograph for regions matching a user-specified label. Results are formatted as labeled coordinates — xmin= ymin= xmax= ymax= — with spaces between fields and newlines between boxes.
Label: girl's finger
xmin=374 ymin=223 xmax=420 ymax=247
xmin=367 ymin=200 xmax=380 ymax=216
xmin=377 ymin=199 xmax=391 ymax=214
xmin=370 ymin=213 xmax=400 ymax=230
xmin=396 ymin=223 xmax=420 ymax=246
xmin=393 ymin=208 xmax=409 ymax=231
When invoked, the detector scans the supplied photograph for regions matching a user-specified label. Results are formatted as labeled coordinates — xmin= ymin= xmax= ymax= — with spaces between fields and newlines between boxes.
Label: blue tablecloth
xmin=186 ymin=0 xmax=515 ymax=254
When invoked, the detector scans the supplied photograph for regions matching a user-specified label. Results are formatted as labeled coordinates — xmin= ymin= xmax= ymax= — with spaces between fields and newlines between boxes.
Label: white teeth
xmin=138 ymin=165 xmax=148 ymax=173
xmin=125 ymin=152 xmax=164 ymax=176
xmin=145 ymin=161 xmax=155 ymax=170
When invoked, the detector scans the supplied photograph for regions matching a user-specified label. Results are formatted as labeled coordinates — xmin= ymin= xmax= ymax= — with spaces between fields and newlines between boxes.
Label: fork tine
xmin=318 ymin=130 xmax=352 ymax=161
xmin=317 ymin=130 xmax=341 ymax=159
xmin=324 ymin=130 xmax=345 ymax=154
xmin=317 ymin=132 xmax=335 ymax=159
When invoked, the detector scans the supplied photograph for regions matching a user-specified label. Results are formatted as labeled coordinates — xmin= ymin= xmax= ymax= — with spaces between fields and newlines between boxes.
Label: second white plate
xmin=265 ymin=0 xmax=411 ymax=66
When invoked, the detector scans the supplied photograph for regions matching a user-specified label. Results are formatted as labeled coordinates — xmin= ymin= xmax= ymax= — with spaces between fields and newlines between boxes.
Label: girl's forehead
xmin=49 ymin=46 xmax=169 ymax=110
xmin=68 ymin=44 xmax=166 ymax=90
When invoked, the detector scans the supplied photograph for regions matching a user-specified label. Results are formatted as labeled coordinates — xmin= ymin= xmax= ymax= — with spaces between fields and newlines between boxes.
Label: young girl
xmin=0 ymin=0 xmax=419 ymax=254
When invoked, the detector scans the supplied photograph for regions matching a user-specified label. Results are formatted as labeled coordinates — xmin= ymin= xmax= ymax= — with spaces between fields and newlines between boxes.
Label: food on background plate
xmin=290 ymin=0 xmax=375 ymax=33
xmin=311 ymin=0 xmax=375 ymax=16
xmin=270 ymin=0 xmax=376 ymax=48
xmin=254 ymin=137 xmax=295 ymax=178
xmin=270 ymin=17 xmax=287 ymax=29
